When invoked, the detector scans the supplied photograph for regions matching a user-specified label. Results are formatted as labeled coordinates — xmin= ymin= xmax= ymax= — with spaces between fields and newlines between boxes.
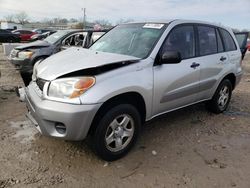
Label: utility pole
xmin=82 ymin=8 xmax=86 ymax=29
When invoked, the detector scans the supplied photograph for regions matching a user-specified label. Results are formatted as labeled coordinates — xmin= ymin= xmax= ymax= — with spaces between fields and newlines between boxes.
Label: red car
xmin=12 ymin=30 xmax=37 ymax=41
xmin=247 ymin=40 xmax=250 ymax=51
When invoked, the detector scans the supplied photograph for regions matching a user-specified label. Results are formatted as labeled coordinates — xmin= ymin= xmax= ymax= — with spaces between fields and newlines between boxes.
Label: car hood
xmin=15 ymin=40 xmax=50 ymax=50
xmin=37 ymin=47 xmax=140 ymax=80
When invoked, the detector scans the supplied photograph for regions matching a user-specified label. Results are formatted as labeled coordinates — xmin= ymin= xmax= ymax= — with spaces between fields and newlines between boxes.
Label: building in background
xmin=0 ymin=21 xmax=22 ymax=30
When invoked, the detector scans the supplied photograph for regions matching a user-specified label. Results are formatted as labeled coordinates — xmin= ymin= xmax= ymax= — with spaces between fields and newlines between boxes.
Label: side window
xmin=216 ymin=29 xmax=224 ymax=53
xmin=219 ymin=28 xmax=237 ymax=51
xmin=21 ymin=30 xmax=32 ymax=34
xmin=26 ymin=31 xmax=32 ymax=34
xmin=197 ymin=26 xmax=217 ymax=56
xmin=64 ymin=33 xmax=85 ymax=46
xmin=162 ymin=25 xmax=195 ymax=59
xmin=19 ymin=31 xmax=25 ymax=34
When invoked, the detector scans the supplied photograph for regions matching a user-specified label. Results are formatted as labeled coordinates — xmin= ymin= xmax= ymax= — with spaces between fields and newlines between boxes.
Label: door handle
xmin=190 ymin=62 xmax=200 ymax=69
xmin=220 ymin=56 xmax=227 ymax=61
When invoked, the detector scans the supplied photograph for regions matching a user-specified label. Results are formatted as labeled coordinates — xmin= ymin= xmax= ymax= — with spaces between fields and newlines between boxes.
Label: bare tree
xmin=41 ymin=18 xmax=53 ymax=26
xmin=4 ymin=14 xmax=15 ymax=22
xmin=15 ymin=11 xmax=29 ymax=24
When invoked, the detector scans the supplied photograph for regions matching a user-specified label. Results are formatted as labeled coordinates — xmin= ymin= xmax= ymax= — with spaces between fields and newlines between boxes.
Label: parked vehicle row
xmin=0 ymin=28 xmax=56 ymax=43
xmin=17 ymin=20 xmax=248 ymax=161
xmin=9 ymin=29 xmax=108 ymax=85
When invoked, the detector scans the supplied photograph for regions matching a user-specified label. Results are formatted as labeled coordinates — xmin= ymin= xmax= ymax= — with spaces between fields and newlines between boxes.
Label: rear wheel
xmin=93 ymin=104 xmax=141 ymax=161
xmin=206 ymin=79 xmax=232 ymax=114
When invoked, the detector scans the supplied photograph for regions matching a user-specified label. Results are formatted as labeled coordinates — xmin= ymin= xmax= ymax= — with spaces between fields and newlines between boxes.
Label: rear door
xmin=234 ymin=32 xmax=249 ymax=59
xmin=195 ymin=25 xmax=229 ymax=101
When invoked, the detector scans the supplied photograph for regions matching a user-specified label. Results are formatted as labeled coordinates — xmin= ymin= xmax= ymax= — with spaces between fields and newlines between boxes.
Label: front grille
xmin=36 ymin=78 xmax=46 ymax=91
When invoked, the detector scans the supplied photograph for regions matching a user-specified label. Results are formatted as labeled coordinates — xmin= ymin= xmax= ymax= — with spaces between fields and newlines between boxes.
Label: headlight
xmin=48 ymin=77 xmax=95 ymax=100
xmin=17 ymin=51 xmax=34 ymax=59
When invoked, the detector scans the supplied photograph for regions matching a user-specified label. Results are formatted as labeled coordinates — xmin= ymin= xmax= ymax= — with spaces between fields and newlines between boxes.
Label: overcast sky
xmin=0 ymin=0 xmax=249 ymax=30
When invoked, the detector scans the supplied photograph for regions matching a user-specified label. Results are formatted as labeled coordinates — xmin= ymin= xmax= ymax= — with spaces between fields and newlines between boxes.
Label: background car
xmin=0 ymin=29 xmax=21 ymax=43
xmin=30 ymin=30 xmax=57 ymax=41
xmin=234 ymin=32 xmax=249 ymax=59
xmin=9 ymin=29 xmax=108 ymax=86
xmin=247 ymin=39 xmax=250 ymax=51
xmin=32 ymin=28 xmax=53 ymax=34
xmin=12 ymin=29 xmax=37 ymax=41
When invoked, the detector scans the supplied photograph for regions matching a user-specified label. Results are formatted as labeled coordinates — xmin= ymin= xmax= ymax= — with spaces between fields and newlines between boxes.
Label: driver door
xmin=152 ymin=25 xmax=200 ymax=116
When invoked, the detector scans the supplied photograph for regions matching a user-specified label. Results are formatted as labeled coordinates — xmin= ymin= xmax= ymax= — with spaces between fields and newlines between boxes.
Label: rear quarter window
xmin=219 ymin=28 xmax=237 ymax=51
xmin=197 ymin=26 xmax=217 ymax=56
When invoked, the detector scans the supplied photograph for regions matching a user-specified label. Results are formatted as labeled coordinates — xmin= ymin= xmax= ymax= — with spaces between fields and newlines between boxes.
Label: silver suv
xmin=20 ymin=20 xmax=247 ymax=161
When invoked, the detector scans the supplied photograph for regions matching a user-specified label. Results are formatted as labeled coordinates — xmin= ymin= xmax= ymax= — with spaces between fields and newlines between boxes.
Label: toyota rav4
xmin=19 ymin=20 xmax=248 ymax=161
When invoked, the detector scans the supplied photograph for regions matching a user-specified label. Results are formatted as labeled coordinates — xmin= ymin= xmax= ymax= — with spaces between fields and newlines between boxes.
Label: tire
xmin=33 ymin=57 xmax=45 ymax=66
xmin=206 ymin=79 xmax=232 ymax=114
xmin=93 ymin=104 xmax=141 ymax=161
xmin=20 ymin=72 xmax=32 ymax=86
xmin=20 ymin=57 xmax=45 ymax=86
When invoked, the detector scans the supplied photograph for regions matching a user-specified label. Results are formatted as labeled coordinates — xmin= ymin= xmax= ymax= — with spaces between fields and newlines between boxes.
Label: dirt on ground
xmin=0 ymin=45 xmax=250 ymax=188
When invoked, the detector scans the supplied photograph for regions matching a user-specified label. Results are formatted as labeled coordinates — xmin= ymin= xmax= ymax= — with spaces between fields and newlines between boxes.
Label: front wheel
xmin=206 ymin=79 xmax=232 ymax=114
xmin=93 ymin=104 xmax=141 ymax=161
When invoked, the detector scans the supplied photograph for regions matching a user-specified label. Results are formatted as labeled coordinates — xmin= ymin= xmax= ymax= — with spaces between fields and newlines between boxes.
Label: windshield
xmin=44 ymin=30 xmax=70 ymax=44
xmin=90 ymin=23 xmax=166 ymax=58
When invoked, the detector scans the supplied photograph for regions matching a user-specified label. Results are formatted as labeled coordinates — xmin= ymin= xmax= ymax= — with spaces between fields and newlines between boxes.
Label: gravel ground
xmin=0 ymin=45 xmax=250 ymax=188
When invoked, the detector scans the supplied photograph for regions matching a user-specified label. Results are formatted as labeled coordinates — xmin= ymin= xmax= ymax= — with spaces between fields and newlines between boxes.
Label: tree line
xmin=3 ymin=12 xmax=134 ymax=28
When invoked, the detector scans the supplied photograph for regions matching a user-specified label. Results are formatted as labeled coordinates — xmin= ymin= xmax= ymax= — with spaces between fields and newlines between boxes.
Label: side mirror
xmin=159 ymin=51 xmax=182 ymax=64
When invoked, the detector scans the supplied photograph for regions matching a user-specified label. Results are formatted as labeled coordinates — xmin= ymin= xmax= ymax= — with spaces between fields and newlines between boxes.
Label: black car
xmin=0 ymin=29 xmax=21 ymax=43
xmin=9 ymin=29 xmax=108 ymax=86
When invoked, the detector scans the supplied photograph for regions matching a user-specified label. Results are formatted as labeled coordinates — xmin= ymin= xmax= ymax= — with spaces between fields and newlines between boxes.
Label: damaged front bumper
xmin=18 ymin=83 xmax=102 ymax=141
